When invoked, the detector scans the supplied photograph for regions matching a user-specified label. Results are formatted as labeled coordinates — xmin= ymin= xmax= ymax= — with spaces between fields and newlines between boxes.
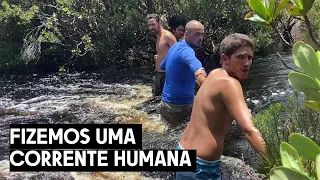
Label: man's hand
xmin=194 ymin=67 xmax=207 ymax=86
xmin=195 ymin=67 xmax=207 ymax=77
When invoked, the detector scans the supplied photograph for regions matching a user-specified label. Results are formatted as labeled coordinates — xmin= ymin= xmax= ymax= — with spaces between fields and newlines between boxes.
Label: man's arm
xmin=220 ymin=79 xmax=266 ymax=156
xmin=180 ymin=47 xmax=207 ymax=86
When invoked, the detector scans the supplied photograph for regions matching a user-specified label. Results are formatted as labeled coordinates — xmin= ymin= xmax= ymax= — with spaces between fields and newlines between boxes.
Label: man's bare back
xmin=155 ymin=30 xmax=176 ymax=72
xmin=180 ymin=68 xmax=265 ymax=161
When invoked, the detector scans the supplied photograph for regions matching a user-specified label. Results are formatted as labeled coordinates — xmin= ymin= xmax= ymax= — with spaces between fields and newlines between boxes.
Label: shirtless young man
xmin=176 ymin=33 xmax=266 ymax=180
xmin=147 ymin=14 xmax=177 ymax=97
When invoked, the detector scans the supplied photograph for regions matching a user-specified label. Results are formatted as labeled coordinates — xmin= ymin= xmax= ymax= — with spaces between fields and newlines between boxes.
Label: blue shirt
xmin=160 ymin=41 xmax=203 ymax=105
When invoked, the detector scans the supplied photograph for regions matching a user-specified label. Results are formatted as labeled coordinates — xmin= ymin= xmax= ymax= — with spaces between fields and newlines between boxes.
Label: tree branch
xmin=303 ymin=15 xmax=320 ymax=49
xmin=241 ymin=154 xmax=259 ymax=180
xmin=272 ymin=23 xmax=293 ymax=48
xmin=276 ymin=52 xmax=303 ymax=74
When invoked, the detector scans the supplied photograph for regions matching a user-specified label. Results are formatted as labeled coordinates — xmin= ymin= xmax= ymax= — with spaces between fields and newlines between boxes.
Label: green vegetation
xmin=253 ymin=93 xmax=320 ymax=174
xmin=289 ymin=41 xmax=320 ymax=111
xmin=301 ymin=0 xmax=320 ymax=50
xmin=246 ymin=0 xmax=320 ymax=179
xmin=0 ymin=0 xmax=279 ymax=73
xmin=270 ymin=133 xmax=320 ymax=180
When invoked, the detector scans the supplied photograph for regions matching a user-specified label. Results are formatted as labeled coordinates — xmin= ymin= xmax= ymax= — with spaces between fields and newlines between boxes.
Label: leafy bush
xmin=0 ymin=41 xmax=21 ymax=72
xmin=253 ymin=93 xmax=320 ymax=172
xmin=0 ymin=0 xmax=278 ymax=73
xmin=270 ymin=133 xmax=320 ymax=180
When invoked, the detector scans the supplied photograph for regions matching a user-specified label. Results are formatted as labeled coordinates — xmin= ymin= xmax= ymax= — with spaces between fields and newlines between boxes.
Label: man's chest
xmin=156 ymin=38 xmax=168 ymax=52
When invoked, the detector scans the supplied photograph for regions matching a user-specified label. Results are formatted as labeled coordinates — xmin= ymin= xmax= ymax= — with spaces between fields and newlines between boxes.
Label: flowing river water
xmin=0 ymin=52 xmax=296 ymax=179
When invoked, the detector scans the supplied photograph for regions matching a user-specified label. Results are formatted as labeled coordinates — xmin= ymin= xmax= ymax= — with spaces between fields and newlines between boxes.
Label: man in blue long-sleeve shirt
xmin=160 ymin=20 xmax=207 ymax=126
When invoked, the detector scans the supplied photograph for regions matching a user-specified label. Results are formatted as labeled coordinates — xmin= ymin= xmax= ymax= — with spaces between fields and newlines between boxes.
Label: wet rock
xmin=20 ymin=95 xmax=49 ymax=104
xmin=133 ymin=96 xmax=161 ymax=114
xmin=0 ymin=160 xmax=161 ymax=180
xmin=1 ymin=172 xmax=75 ymax=180
xmin=221 ymin=156 xmax=267 ymax=180
xmin=0 ymin=160 xmax=74 ymax=180
xmin=142 ymin=172 xmax=175 ymax=180
xmin=0 ymin=108 xmax=5 ymax=116
xmin=141 ymin=156 xmax=267 ymax=180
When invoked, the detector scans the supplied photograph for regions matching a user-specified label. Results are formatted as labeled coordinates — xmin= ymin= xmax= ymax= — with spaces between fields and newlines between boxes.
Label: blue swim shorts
xmin=175 ymin=143 xmax=222 ymax=180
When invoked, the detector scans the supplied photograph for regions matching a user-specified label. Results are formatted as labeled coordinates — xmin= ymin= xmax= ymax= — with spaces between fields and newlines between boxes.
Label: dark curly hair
xmin=168 ymin=15 xmax=186 ymax=30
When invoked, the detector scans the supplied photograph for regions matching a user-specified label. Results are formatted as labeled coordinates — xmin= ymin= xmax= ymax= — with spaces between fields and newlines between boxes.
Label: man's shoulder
xmin=177 ymin=42 xmax=194 ymax=52
xmin=217 ymin=77 xmax=242 ymax=97
xmin=168 ymin=41 xmax=188 ymax=52
xmin=208 ymin=71 xmax=241 ymax=89
xmin=219 ymin=77 xmax=240 ymax=87
xmin=163 ymin=30 xmax=176 ymax=40
xmin=163 ymin=29 xmax=174 ymax=36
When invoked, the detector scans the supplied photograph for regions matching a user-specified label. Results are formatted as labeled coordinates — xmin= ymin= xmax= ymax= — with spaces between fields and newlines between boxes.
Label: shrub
xmin=253 ymin=93 xmax=320 ymax=173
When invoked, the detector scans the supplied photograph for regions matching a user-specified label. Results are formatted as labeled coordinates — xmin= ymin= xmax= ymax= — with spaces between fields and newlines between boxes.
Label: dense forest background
xmin=0 ymin=0 xmax=319 ymax=74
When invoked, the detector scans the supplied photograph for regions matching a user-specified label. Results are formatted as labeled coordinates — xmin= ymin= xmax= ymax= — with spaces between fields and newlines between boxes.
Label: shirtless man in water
xmin=147 ymin=14 xmax=177 ymax=96
xmin=176 ymin=33 xmax=266 ymax=179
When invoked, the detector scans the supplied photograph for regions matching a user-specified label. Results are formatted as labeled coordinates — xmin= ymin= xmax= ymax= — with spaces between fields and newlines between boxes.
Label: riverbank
xmin=0 ymin=89 xmax=266 ymax=180
xmin=0 ymin=155 xmax=266 ymax=179
xmin=0 ymin=71 xmax=268 ymax=179
xmin=0 ymin=52 xmax=296 ymax=179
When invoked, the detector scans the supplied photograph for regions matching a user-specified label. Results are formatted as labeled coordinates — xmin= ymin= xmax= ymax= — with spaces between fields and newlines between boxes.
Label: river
xmin=0 ymin=52 xmax=296 ymax=179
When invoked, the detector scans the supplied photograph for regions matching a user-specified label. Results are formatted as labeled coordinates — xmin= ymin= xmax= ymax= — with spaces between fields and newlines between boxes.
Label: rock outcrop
xmin=0 ymin=158 xmax=266 ymax=180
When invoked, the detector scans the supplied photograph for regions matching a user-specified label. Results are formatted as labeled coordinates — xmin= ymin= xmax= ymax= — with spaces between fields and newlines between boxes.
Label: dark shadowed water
xmin=0 ymin=52 xmax=296 ymax=179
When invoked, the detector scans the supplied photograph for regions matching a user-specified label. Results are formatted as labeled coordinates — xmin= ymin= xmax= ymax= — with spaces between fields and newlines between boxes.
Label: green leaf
xmin=263 ymin=0 xmax=270 ymax=9
xmin=268 ymin=0 xmax=276 ymax=22
xmin=270 ymin=166 xmax=312 ymax=180
xmin=300 ymin=0 xmax=316 ymax=15
xmin=317 ymin=154 xmax=320 ymax=180
xmin=304 ymin=100 xmax=320 ymax=112
xmin=248 ymin=0 xmax=269 ymax=21
xmin=293 ymin=0 xmax=303 ymax=9
xmin=274 ymin=0 xmax=290 ymax=20
xmin=263 ymin=0 xmax=275 ymax=21
xmin=288 ymin=5 xmax=303 ymax=16
xmin=288 ymin=0 xmax=316 ymax=15
xmin=317 ymin=51 xmax=320 ymax=61
xmin=304 ymin=88 xmax=320 ymax=101
xmin=290 ymin=133 xmax=320 ymax=161
xmin=244 ymin=12 xmax=268 ymax=23
xmin=288 ymin=72 xmax=320 ymax=93
xmin=280 ymin=142 xmax=305 ymax=173
xmin=293 ymin=41 xmax=320 ymax=79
